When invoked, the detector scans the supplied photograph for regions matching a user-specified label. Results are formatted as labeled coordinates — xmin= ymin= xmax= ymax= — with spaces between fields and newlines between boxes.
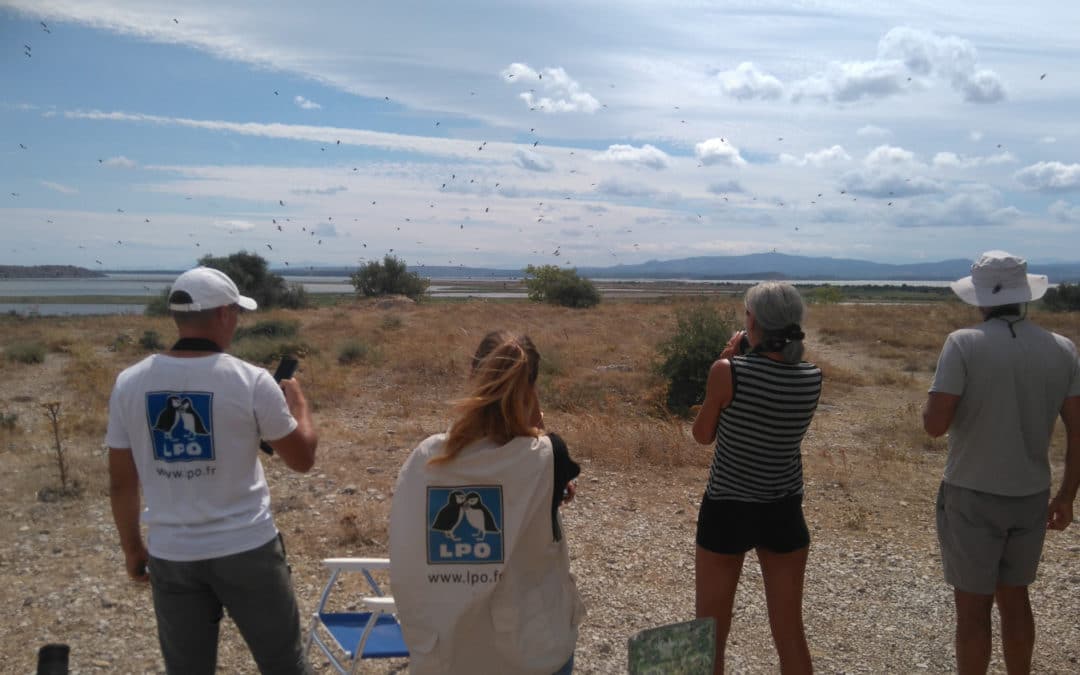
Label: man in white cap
xmin=923 ymin=250 xmax=1080 ymax=673
xmin=106 ymin=266 xmax=318 ymax=674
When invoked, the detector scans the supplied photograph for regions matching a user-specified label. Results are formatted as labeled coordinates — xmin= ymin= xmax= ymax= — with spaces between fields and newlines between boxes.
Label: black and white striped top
xmin=706 ymin=353 xmax=822 ymax=502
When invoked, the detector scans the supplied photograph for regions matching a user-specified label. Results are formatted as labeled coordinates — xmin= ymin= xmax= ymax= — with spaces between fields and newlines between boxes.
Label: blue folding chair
xmin=304 ymin=558 xmax=409 ymax=674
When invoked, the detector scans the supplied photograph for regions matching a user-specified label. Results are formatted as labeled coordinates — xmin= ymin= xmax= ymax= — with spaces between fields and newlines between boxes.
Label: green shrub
xmin=808 ymin=285 xmax=843 ymax=304
xmin=1042 ymin=282 xmax=1080 ymax=312
xmin=523 ymin=265 xmax=600 ymax=308
xmin=352 ymin=255 xmax=429 ymax=300
xmin=0 ymin=410 xmax=17 ymax=430
xmin=6 ymin=341 xmax=47 ymax=364
xmin=199 ymin=251 xmax=312 ymax=309
xmin=235 ymin=319 xmax=299 ymax=341
xmin=380 ymin=314 xmax=403 ymax=331
xmin=278 ymin=282 xmax=310 ymax=309
xmin=232 ymin=338 xmax=309 ymax=365
xmin=139 ymin=330 xmax=164 ymax=351
xmin=656 ymin=303 xmax=738 ymax=416
xmin=338 ymin=339 xmax=370 ymax=365
xmin=145 ymin=287 xmax=171 ymax=317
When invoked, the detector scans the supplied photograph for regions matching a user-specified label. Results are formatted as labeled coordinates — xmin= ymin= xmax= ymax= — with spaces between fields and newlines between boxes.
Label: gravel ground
xmin=3 ymin=338 xmax=1079 ymax=673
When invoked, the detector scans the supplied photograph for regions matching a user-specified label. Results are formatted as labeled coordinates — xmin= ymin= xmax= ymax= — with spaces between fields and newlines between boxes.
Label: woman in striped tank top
xmin=691 ymin=281 xmax=822 ymax=674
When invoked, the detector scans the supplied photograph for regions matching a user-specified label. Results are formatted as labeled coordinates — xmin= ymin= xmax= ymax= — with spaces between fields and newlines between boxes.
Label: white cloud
xmin=877 ymin=27 xmax=1005 ymax=103
xmin=1049 ymin=200 xmax=1080 ymax=223
xmin=969 ymin=130 xmax=984 ymax=142
xmin=41 ymin=180 xmax=78 ymax=194
xmin=591 ymin=144 xmax=671 ymax=170
xmin=841 ymin=146 xmax=940 ymax=197
xmin=865 ymin=145 xmax=917 ymax=167
xmin=595 ymin=178 xmax=659 ymax=198
xmin=293 ymin=95 xmax=322 ymax=110
xmin=103 ymin=155 xmax=137 ymax=168
xmin=716 ymin=62 xmax=784 ymax=101
xmin=1039 ymin=136 xmax=1057 ymax=144
xmin=792 ymin=59 xmax=908 ymax=103
xmin=694 ymin=138 xmax=746 ymax=166
xmin=63 ymin=109 xmax=551 ymax=163
xmin=291 ymin=185 xmax=347 ymax=195
xmin=933 ymin=151 xmax=1016 ymax=170
xmin=791 ymin=27 xmax=1005 ymax=104
xmin=779 ymin=145 xmax=851 ymax=167
xmin=503 ymin=63 xmax=600 ymax=114
xmin=513 ymin=149 xmax=553 ymax=172
xmin=894 ymin=187 xmax=1020 ymax=227
xmin=1015 ymin=161 xmax=1080 ymax=192
xmin=214 ymin=219 xmax=256 ymax=232
xmin=857 ymin=125 xmax=891 ymax=138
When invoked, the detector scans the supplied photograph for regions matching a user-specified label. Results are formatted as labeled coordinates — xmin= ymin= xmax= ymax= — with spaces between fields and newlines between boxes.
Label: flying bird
xmin=1040 ymin=73 xmax=1047 ymax=80
xmin=18 ymin=144 xmax=26 ymax=149
xmin=279 ymin=200 xmax=285 ymax=206
xmin=172 ymin=18 xmax=179 ymax=24
xmin=266 ymin=243 xmax=273 ymax=250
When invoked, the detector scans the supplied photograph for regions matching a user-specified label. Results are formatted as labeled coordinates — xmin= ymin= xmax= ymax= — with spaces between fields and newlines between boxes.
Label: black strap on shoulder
xmin=171 ymin=337 xmax=223 ymax=352
xmin=985 ymin=305 xmax=1027 ymax=338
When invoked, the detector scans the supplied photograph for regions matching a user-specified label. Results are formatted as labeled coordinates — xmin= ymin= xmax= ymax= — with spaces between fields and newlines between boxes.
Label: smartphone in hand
xmin=273 ymin=355 xmax=299 ymax=382
xmin=261 ymin=355 xmax=299 ymax=455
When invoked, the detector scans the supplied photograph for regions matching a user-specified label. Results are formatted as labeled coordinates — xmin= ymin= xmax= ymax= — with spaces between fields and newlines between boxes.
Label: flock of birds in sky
xmin=9 ymin=17 xmax=1054 ymax=274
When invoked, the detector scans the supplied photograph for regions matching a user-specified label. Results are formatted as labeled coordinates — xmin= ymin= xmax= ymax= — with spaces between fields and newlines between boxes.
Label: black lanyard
xmin=171 ymin=337 xmax=223 ymax=352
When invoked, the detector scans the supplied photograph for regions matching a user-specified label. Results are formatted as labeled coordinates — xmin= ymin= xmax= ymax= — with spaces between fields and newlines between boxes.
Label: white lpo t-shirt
xmin=106 ymin=353 xmax=297 ymax=560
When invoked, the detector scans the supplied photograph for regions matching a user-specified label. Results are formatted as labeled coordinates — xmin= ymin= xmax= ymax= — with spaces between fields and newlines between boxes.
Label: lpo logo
xmin=146 ymin=392 xmax=215 ymax=462
xmin=426 ymin=486 xmax=504 ymax=564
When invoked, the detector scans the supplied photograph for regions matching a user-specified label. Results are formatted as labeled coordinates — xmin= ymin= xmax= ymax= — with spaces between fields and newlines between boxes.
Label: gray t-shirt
xmin=930 ymin=316 xmax=1080 ymax=496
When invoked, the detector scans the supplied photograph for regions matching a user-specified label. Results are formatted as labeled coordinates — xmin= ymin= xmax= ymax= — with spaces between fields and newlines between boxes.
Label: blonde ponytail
xmin=430 ymin=332 xmax=541 ymax=465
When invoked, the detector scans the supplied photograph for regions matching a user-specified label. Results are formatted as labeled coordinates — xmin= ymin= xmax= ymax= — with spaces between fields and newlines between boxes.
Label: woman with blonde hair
xmin=691 ymin=281 xmax=822 ymax=674
xmin=390 ymin=331 xmax=584 ymax=675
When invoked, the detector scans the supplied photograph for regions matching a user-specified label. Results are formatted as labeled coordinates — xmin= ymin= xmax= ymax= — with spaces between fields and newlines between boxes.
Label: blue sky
xmin=2 ymin=0 xmax=1080 ymax=270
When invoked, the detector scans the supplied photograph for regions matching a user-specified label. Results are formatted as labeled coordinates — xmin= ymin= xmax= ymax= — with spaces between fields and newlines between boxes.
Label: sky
xmin=2 ymin=0 xmax=1080 ymax=271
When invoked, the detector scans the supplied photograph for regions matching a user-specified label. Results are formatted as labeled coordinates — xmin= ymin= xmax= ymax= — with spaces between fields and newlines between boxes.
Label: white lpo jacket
xmin=389 ymin=433 xmax=585 ymax=674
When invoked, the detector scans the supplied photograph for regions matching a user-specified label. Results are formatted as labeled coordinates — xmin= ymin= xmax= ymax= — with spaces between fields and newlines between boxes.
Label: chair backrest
xmin=305 ymin=558 xmax=409 ymax=673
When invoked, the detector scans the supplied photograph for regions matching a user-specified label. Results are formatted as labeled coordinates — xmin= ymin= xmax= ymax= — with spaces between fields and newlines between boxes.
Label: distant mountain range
xmin=299 ymin=253 xmax=1080 ymax=283
xmin=44 ymin=254 xmax=1080 ymax=283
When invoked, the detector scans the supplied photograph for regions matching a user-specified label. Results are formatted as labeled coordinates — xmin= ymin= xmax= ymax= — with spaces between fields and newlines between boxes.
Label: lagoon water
xmin=0 ymin=273 xmax=952 ymax=316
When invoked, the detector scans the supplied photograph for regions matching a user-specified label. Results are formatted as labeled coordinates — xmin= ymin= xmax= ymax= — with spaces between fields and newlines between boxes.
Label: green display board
xmin=627 ymin=617 xmax=716 ymax=675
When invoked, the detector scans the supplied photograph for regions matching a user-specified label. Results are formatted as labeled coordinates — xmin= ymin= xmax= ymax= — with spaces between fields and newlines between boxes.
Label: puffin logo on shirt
xmin=145 ymin=391 xmax=215 ymax=462
xmin=426 ymin=486 xmax=503 ymax=564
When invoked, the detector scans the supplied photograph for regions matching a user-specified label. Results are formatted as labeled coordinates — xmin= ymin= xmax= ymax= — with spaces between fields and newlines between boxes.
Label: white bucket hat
xmin=168 ymin=266 xmax=258 ymax=311
xmin=950 ymin=250 xmax=1049 ymax=307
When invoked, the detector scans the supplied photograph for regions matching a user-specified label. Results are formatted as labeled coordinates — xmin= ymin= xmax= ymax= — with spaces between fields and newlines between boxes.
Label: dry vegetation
xmin=2 ymin=296 xmax=1079 ymax=673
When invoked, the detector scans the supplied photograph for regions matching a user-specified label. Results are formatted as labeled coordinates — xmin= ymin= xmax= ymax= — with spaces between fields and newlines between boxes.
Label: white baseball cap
xmin=168 ymin=267 xmax=258 ymax=311
xmin=950 ymin=250 xmax=1049 ymax=307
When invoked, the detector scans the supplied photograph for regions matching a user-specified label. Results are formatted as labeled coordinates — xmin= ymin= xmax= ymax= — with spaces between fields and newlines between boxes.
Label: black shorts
xmin=696 ymin=492 xmax=810 ymax=555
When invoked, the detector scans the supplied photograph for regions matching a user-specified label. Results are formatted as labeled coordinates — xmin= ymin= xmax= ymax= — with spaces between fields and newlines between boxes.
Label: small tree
xmin=1042 ymin=282 xmax=1080 ymax=312
xmin=657 ymin=303 xmax=738 ymax=416
xmin=351 ymin=255 xmax=429 ymax=300
xmin=523 ymin=265 xmax=600 ymax=308
xmin=808 ymin=285 xmax=843 ymax=304
xmin=199 ymin=251 xmax=311 ymax=309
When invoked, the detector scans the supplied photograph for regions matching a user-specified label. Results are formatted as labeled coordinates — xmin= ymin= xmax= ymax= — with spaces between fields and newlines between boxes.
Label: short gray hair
xmin=745 ymin=281 xmax=806 ymax=363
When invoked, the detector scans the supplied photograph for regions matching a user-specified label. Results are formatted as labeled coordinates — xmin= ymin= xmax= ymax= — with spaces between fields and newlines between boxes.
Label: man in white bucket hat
xmin=923 ymin=250 xmax=1080 ymax=673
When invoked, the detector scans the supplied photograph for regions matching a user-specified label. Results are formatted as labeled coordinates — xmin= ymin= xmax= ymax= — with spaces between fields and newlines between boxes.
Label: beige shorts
xmin=935 ymin=482 xmax=1049 ymax=595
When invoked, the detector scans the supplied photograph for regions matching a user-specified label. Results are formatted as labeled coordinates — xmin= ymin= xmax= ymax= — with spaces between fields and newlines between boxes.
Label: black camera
xmin=738 ymin=333 xmax=751 ymax=355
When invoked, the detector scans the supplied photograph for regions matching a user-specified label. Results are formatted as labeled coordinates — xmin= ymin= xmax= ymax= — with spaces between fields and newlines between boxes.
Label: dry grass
xmin=3 ymin=298 xmax=1080 ymax=672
